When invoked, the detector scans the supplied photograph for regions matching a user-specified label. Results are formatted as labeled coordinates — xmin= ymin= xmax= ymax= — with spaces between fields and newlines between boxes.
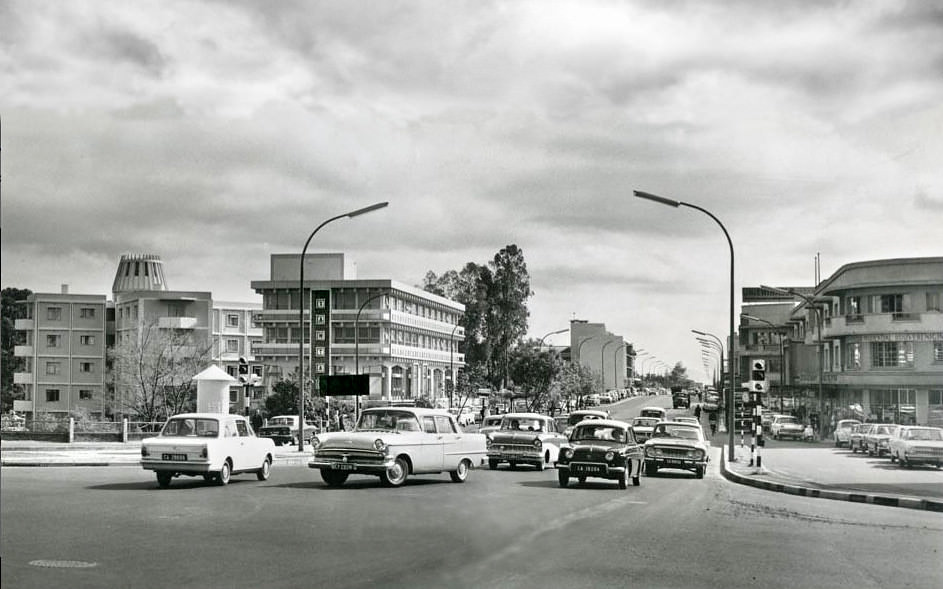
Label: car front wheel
xmin=488 ymin=459 xmax=499 ymax=470
xmin=449 ymin=459 xmax=470 ymax=483
xmin=381 ymin=457 xmax=409 ymax=487
xmin=320 ymin=469 xmax=349 ymax=486
xmin=618 ymin=463 xmax=629 ymax=489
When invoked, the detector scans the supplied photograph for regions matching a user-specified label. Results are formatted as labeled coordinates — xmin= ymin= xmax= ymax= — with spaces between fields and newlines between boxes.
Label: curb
xmin=719 ymin=446 xmax=943 ymax=512
xmin=1 ymin=455 xmax=313 ymax=468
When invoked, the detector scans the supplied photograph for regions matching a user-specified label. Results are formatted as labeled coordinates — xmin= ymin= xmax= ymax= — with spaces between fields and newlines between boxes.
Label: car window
xmin=236 ymin=420 xmax=250 ymax=437
xmin=423 ymin=416 xmax=437 ymax=434
xmin=434 ymin=415 xmax=456 ymax=433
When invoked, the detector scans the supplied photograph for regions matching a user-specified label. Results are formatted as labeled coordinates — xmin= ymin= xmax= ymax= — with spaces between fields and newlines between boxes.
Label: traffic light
xmin=238 ymin=356 xmax=249 ymax=376
xmin=750 ymin=359 xmax=766 ymax=382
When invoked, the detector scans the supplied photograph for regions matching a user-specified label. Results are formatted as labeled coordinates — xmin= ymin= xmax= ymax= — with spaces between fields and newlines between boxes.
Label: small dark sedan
xmin=556 ymin=419 xmax=643 ymax=489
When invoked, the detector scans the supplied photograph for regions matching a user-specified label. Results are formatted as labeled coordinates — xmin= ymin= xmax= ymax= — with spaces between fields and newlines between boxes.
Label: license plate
xmin=575 ymin=465 xmax=603 ymax=473
xmin=332 ymin=463 xmax=356 ymax=471
xmin=162 ymin=453 xmax=187 ymax=461
xmin=665 ymin=459 xmax=683 ymax=466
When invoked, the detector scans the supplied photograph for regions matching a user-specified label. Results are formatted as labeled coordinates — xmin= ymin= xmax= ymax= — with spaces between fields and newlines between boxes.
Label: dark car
xmin=257 ymin=415 xmax=317 ymax=446
xmin=557 ymin=419 xmax=643 ymax=489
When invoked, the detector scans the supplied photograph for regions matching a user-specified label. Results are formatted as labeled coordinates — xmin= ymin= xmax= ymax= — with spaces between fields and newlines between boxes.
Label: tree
xmin=507 ymin=340 xmax=563 ymax=412
xmin=1 ymin=288 xmax=31 ymax=412
xmin=555 ymin=362 xmax=599 ymax=411
xmin=110 ymin=316 xmax=214 ymax=422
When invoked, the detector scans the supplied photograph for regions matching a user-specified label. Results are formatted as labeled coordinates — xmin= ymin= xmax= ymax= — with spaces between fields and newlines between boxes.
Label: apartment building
xmin=569 ymin=320 xmax=631 ymax=391
xmin=250 ymin=253 xmax=465 ymax=404
xmin=12 ymin=287 xmax=108 ymax=417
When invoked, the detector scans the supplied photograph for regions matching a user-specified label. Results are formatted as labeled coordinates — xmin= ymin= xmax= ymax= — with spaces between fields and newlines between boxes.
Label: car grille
xmin=492 ymin=443 xmax=537 ymax=454
xmin=572 ymin=448 xmax=607 ymax=461
xmin=911 ymin=447 xmax=943 ymax=457
xmin=651 ymin=446 xmax=690 ymax=457
xmin=316 ymin=448 xmax=385 ymax=464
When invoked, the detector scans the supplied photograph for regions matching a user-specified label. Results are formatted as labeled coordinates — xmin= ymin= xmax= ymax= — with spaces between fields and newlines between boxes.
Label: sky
xmin=2 ymin=0 xmax=942 ymax=383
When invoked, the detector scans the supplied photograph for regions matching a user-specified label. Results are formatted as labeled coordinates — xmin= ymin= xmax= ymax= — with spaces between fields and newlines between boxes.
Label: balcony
xmin=15 ymin=319 xmax=33 ymax=330
xmin=822 ymin=311 xmax=943 ymax=338
xmin=14 ymin=345 xmax=33 ymax=357
xmin=158 ymin=316 xmax=198 ymax=329
xmin=13 ymin=372 xmax=33 ymax=385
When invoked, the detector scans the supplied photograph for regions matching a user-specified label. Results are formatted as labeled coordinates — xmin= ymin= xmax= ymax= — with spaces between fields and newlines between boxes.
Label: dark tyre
xmin=633 ymin=473 xmax=641 ymax=487
xmin=256 ymin=457 xmax=272 ymax=481
xmin=320 ymin=469 xmax=349 ymax=487
xmin=645 ymin=462 xmax=657 ymax=477
xmin=577 ymin=476 xmax=586 ymax=484
xmin=696 ymin=466 xmax=705 ymax=479
xmin=618 ymin=463 xmax=629 ymax=489
xmin=488 ymin=459 xmax=499 ymax=470
xmin=216 ymin=461 xmax=231 ymax=486
xmin=381 ymin=456 xmax=409 ymax=487
xmin=890 ymin=453 xmax=897 ymax=463
xmin=557 ymin=470 xmax=569 ymax=488
xmin=156 ymin=472 xmax=172 ymax=489
xmin=450 ymin=459 xmax=470 ymax=483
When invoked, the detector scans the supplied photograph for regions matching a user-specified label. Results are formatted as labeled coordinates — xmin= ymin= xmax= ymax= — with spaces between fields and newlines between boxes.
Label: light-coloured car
xmin=832 ymin=419 xmax=862 ymax=447
xmin=486 ymin=412 xmax=568 ymax=470
xmin=141 ymin=413 xmax=276 ymax=488
xmin=478 ymin=414 xmax=504 ymax=436
xmin=849 ymin=423 xmax=874 ymax=453
xmin=562 ymin=409 xmax=609 ymax=437
xmin=889 ymin=426 xmax=943 ymax=468
xmin=308 ymin=407 xmax=486 ymax=487
xmin=557 ymin=419 xmax=644 ymax=489
xmin=631 ymin=416 xmax=660 ymax=443
xmin=449 ymin=407 xmax=477 ymax=427
xmin=639 ymin=406 xmax=668 ymax=421
xmin=643 ymin=421 xmax=710 ymax=478
xmin=864 ymin=423 xmax=898 ymax=457
xmin=770 ymin=415 xmax=804 ymax=440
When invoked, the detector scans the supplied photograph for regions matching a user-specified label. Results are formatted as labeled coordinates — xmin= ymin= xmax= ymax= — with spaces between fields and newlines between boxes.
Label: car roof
xmin=362 ymin=407 xmax=453 ymax=418
xmin=501 ymin=412 xmax=549 ymax=419
xmin=641 ymin=407 xmax=667 ymax=412
xmin=166 ymin=413 xmax=240 ymax=420
xmin=573 ymin=419 xmax=631 ymax=429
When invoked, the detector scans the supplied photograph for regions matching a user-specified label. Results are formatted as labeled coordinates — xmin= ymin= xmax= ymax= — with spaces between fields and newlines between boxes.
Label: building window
xmin=846 ymin=343 xmax=861 ymax=370
xmin=80 ymin=335 xmax=95 ymax=346
xmin=870 ymin=341 xmax=914 ymax=368
xmin=226 ymin=339 xmax=239 ymax=353
xmin=80 ymin=362 xmax=93 ymax=373
xmin=46 ymin=389 xmax=60 ymax=402
xmin=46 ymin=334 xmax=61 ymax=348
xmin=46 ymin=362 xmax=60 ymax=375
xmin=47 ymin=307 xmax=62 ymax=321
xmin=226 ymin=365 xmax=237 ymax=378
xmin=80 ymin=307 xmax=96 ymax=319
xmin=930 ymin=390 xmax=943 ymax=427
xmin=934 ymin=341 xmax=943 ymax=363
xmin=79 ymin=389 xmax=93 ymax=400
xmin=230 ymin=389 xmax=238 ymax=403
xmin=227 ymin=314 xmax=240 ymax=328
xmin=869 ymin=389 xmax=916 ymax=425
xmin=929 ymin=292 xmax=942 ymax=313
xmin=251 ymin=365 xmax=263 ymax=377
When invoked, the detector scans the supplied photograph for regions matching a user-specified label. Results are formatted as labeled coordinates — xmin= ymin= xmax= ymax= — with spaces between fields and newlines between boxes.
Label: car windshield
xmin=268 ymin=417 xmax=294 ymax=426
xmin=838 ymin=422 xmax=858 ymax=430
xmin=876 ymin=426 xmax=895 ymax=435
xmin=568 ymin=414 xmax=602 ymax=426
xmin=777 ymin=417 xmax=798 ymax=425
xmin=501 ymin=418 xmax=545 ymax=432
xmin=161 ymin=417 xmax=219 ymax=438
xmin=632 ymin=418 xmax=659 ymax=428
xmin=651 ymin=425 xmax=700 ymax=440
xmin=641 ymin=410 xmax=664 ymax=418
xmin=571 ymin=424 xmax=627 ymax=442
xmin=907 ymin=428 xmax=943 ymax=441
xmin=357 ymin=410 xmax=421 ymax=432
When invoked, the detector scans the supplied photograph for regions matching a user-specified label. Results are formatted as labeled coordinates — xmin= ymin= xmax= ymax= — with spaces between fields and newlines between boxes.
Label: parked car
xmin=889 ymin=426 xmax=943 ymax=468
xmin=478 ymin=414 xmax=504 ymax=436
xmin=643 ymin=421 xmax=710 ymax=478
xmin=864 ymin=423 xmax=899 ymax=457
xmin=562 ymin=409 xmax=609 ymax=437
xmin=308 ymin=407 xmax=487 ymax=487
xmin=639 ymin=406 xmax=668 ymax=421
xmin=141 ymin=413 xmax=275 ymax=488
xmin=449 ymin=407 xmax=476 ymax=427
xmin=849 ymin=423 xmax=874 ymax=453
xmin=257 ymin=415 xmax=317 ymax=446
xmin=557 ymin=419 xmax=643 ymax=489
xmin=833 ymin=419 xmax=862 ymax=447
xmin=631 ymin=417 xmax=660 ymax=443
xmin=770 ymin=415 xmax=804 ymax=440
xmin=486 ymin=412 xmax=568 ymax=470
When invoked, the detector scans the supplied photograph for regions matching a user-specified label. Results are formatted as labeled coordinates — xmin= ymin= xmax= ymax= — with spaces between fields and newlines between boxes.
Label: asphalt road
xmin=3 ymin=396 xmax=941 ymax=589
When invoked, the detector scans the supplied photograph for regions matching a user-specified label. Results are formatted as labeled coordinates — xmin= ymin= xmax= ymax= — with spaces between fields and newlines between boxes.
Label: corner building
xmin=250 ymin=253 xmax=465 ymax=404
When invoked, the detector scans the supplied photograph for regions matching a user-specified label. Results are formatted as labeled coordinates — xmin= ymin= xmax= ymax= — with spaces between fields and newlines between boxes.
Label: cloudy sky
xmin=2 ymin=0 xmax=941 ymax=382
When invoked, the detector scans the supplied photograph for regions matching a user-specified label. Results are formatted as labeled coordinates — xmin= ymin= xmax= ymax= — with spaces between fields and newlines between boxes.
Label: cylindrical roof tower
xmin=112 ymin=254 xmax=169 ymax=297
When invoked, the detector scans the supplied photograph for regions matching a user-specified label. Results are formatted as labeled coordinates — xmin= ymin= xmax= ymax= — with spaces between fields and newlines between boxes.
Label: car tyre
xmin=488 ymin=459 xmax=499 ymax=470
xmin=381 ymin=456 xmax=409 ymax=487
xmin=890 ymin=452 xmax=897 ymax=463
xmin=216 ymin=461 xmax=231 ymax=486
xmin=256 ymin=457 xmax=272 ymax=481
xmin=156 ymin=472 xmax=172 ymax=489
xmin=509 ymin=461 xmax=518 ymax=470
xmin=645 ymin=462 xmax=657 ymax=477
xmin=696 ymin=465 xmax=705 ymax=479
xmin=320 ymin=469 xmax=349 ymax=486
xmin=618 ymin=463 xmax=629 ymax=489
xmin=557 ymin=470 xmax=569 ymax=488
xmin=851 ymin=444 xmax=857 ymax=454
xmin=449 ymin=459 xmax=470 ymax=483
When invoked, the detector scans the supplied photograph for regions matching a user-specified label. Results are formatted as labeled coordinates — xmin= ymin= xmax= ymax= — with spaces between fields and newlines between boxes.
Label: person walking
xmin=694 ymin=404 xmax=702 ymax=420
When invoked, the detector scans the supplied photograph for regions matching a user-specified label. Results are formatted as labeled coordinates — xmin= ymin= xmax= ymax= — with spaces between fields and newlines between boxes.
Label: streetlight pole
xmin=354 ymin=290 xmax=390 ymax=423
xmin=741 ymin=313 xmax=785 ymax=411
xmin=761 ymin=285 xmax=825 ymax=428
xmin=574 ymin=336 xmax=600 ymax=408
xmin=297 ymin=201 xmax=388 ymax=451
xmin=637 ymin=190 xmax=736 ymax=461
xmin=695 ymin=334 xmax=724 ymax=390
xmin=449 ymin=322 xmax=462 ymax=409
xmin=601 ymin=340 xmax=615 ymax=393
xmin=538 ymin=328 xmax=568 ymax=348
xmin=612 ymin=343 xmax=628 ymax=390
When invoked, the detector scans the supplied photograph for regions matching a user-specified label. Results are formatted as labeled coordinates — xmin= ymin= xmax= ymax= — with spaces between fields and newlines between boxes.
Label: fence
xmin=0 ymin=418 xmax=165 ymax=443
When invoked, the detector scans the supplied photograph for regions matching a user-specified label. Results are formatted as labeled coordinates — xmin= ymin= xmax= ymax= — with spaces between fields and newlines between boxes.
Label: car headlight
xmin=562 ymin=448 xmax=573 ymax=460
xmin=605 ymin=451 xmax=615 ymax=462
xmin=533 ymin=439 xmax=542 ymax=450
xmin=486 ymin=438 xmax=493 ymax=449
xmin=645 ymin=447 xmax=654 ymax=457
xmin=374 ymin=439 xmax=388 ymax=452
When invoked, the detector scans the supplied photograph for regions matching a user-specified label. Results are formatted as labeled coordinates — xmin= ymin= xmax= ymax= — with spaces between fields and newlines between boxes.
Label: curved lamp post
xmin=636 ymin=190 xmax=736 ymax=461
xmin=761 ymin=285 xmax=825 ymax=422
xmin=354 ymin=290 xmax=390 ymax=422
xmin=297 ymin=201 xmax=388 ymax=451
xmin=449 ymin=322 xmax=463 ymax=409
xmin=538 ymin=328 xmax=568 ymax=348
xmin=601 ymin=340 xmax=616 ymax=393
xmin=612 ymin=343 xmax=628 ymax=390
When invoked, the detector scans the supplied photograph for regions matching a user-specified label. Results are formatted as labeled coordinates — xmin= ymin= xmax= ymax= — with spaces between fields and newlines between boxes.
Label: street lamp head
xmin=634 ymin=190 xmax=681 ymax=208
xmin=347 ymin=201 xmax=390 ymax=218
xmin=760 ymin=284 xmax=792 ymax=296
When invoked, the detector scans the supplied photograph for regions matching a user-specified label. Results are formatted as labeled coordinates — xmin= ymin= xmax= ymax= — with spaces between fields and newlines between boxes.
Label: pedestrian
xmin=708 ymin=411 xmax=717 ymax=436
xmin=694 ymin=404 xmax=702 ymax=419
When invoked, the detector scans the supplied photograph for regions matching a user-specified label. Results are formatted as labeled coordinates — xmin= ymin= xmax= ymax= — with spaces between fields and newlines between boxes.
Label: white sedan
xmin=141 ymin=413 xmax=276 ymax=488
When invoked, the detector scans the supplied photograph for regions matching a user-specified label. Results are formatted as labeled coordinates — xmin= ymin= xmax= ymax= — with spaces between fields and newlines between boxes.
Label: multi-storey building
xmin=212 ymin=301 xmax=264 ymax=412
xmin=569 ymin=320 xmax=632 ymax=391
xmin=748 ymin=257 xmax=943 ymax=428
xmin=12 ymin=287 xmax=109 ymax=417
xmin=250 ymin=253 xmax=464 ymax=404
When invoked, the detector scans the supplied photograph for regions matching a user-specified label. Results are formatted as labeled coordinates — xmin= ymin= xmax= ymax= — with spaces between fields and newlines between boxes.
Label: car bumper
xmin=558 ymin=462 xmax=625 ymax=480
xmin=141 ymin=459 xmax=213 ymax=474
xmin=487 ymin=451 xmax=541 ymax=462
xmin=645 ymin=457 xmax=707 ymax=472
xmin=776 ymin=430 xmax=804 ymax=439
xmin=901 ymin=454 xmax=943 ymax=465
xmin=308 ymin=458 xmax=395 ymax=474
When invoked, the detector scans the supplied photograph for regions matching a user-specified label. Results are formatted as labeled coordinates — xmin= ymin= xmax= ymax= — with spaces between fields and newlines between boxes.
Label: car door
xmin=435 ymin=415 xmax=465 ymax=470
xmin=231 ymin=418 xmax=255 ymax=471
xmin=414 ymin=415 xmax=445 ymax=473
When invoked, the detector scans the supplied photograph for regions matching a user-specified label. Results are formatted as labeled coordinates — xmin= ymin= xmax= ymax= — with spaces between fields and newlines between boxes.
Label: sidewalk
xmin=718 ymin=443 xmax=943 ymax=512
xmin=0 ymin=439 xmax=312 ymax=467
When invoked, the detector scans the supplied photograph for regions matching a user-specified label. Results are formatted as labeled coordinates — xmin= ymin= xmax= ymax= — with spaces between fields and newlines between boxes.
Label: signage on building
xmin=852 ymin=332 xmax=943 ymax=343
xmin=311 ymin=290 xmax=331 ymax=393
